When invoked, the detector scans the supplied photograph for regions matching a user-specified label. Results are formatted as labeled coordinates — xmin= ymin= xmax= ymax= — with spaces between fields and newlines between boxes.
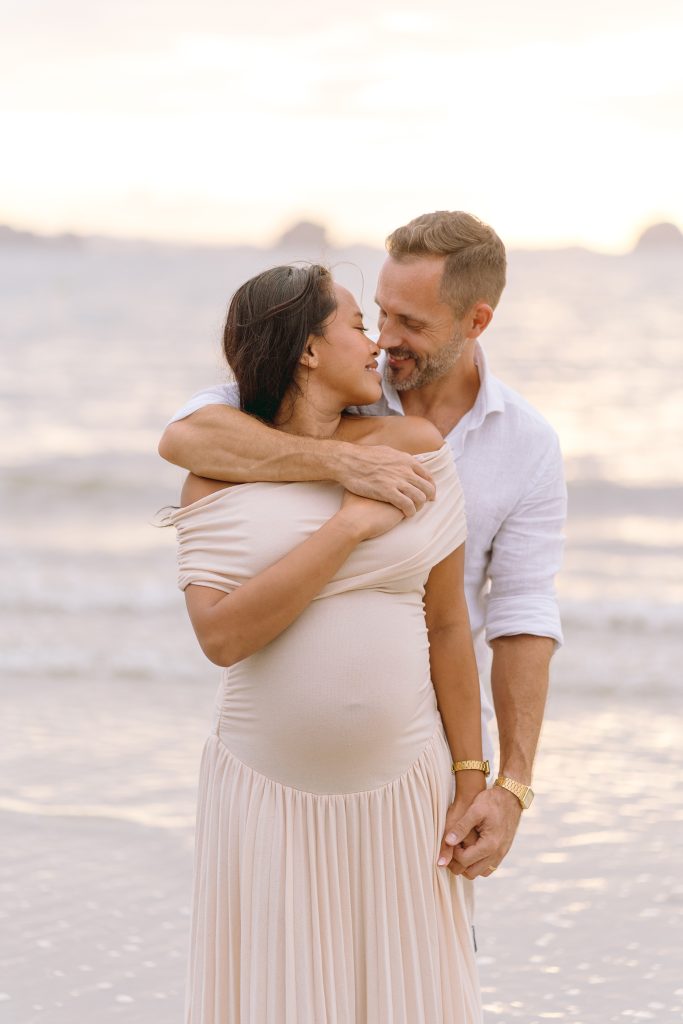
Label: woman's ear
xmin=299 ymin=336 xmax=321 ymax=369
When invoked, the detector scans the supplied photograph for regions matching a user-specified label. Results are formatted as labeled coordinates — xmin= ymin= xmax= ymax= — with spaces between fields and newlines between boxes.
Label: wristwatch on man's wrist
xmin=494 ymin=775 xmax=534 ymax=810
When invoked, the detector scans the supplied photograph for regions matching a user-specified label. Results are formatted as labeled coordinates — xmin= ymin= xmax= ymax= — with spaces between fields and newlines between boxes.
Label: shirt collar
xmin=469 ymin=341 xmax=505 ymax=422
xmin=380 ymin=341 xmax=506 ymax=426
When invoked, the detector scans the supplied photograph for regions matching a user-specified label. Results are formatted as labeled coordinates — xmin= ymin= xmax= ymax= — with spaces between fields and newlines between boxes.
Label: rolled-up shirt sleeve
xmin=166 ymin=383 xmax=240 ymax=425
xmin=485 ymin=434 xmax=567 ymax=648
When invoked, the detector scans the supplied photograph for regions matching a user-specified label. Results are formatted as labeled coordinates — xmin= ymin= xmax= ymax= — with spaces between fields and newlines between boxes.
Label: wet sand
xmin=2 ymin=674 xmax=682 ymax=1024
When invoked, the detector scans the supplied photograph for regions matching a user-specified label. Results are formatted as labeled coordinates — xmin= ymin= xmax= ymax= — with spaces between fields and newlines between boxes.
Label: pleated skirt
xmin=185 ymin=723 xmax=482 ymax=1023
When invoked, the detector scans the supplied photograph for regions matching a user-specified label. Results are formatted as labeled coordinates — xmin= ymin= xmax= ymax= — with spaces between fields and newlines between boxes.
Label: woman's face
xmin=309 ymin=283 xmax=383 ymax=408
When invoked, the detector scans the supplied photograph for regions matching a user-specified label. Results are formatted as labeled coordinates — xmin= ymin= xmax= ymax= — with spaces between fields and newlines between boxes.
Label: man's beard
xmin=384 ymin=328 xmax=468 ymax=392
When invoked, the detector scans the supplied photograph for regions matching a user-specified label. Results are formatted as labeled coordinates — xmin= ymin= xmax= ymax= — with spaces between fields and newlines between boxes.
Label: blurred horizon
xmin=2 ymin=215 xmax=683 ymax=256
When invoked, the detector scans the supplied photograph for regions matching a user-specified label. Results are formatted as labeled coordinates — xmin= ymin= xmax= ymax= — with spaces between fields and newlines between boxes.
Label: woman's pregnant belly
xmin=214 ymin=589 xmax=441 ymax=794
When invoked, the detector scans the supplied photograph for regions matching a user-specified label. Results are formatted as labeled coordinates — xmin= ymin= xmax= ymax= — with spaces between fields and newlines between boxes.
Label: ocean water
xmin=1 ymin=239 xmax=681 ymax=696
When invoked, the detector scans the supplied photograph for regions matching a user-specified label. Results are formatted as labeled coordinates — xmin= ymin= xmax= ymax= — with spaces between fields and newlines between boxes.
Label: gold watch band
xmin=451 ymin=759 xmax=490 ymax=776
xmin=494 ymin=775 xmax=534 ymax=809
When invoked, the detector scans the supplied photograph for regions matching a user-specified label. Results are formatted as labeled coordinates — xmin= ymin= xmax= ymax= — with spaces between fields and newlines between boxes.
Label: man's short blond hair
xmin=386 ymin=211 xmax=507 ymax=317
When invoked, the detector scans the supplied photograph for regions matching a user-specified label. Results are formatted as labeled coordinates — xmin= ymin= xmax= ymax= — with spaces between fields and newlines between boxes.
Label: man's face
xmin=375 ymin=255 xmax=468 ymax=392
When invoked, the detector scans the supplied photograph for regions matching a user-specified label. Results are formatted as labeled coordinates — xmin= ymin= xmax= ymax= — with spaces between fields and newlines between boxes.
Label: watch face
xmin=495 ymin=777 xmax=534 ymax=809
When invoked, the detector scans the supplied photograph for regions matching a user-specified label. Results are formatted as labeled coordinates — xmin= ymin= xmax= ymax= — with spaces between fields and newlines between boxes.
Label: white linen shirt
xmin=167 ymin=343 xmax=567 ymax=768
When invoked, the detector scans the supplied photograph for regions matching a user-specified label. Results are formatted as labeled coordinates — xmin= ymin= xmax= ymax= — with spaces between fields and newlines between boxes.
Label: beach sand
xmin=2 ymin=635 xmax=682 ymax=1024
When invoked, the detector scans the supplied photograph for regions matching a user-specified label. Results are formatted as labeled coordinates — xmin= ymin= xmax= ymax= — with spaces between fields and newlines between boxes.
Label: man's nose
xmin=377 ymin=323 xmax=400 ymax=350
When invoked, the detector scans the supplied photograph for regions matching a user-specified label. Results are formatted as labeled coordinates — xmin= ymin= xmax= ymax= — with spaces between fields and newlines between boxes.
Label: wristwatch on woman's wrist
xmin=494 ymin=775 xmax=534 ymax=809
xmin=451 ymin=759 xmax=490 ymax=776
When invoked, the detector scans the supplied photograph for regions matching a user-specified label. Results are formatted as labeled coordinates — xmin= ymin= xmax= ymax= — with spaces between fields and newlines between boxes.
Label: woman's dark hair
xmin=223 ymin=264 xmax=336 ymax=422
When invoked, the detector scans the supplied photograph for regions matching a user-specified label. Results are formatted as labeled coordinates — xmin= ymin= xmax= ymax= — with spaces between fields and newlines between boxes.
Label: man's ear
xmin=299 ymin=336 xmax=321 ymax=369
xmin=466 ymin=302 xmax=494 ymax=339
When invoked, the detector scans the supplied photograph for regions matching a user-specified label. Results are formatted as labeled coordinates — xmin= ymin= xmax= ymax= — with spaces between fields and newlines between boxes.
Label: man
xmin=159 ymin=210 xmax=566 ymax=880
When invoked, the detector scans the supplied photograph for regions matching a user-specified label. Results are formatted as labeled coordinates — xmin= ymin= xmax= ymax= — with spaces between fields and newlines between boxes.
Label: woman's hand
xmin=336 ymin=490 xmax=406 ymax=541
xmin=437 ymin=782 xmax=487 ymax=871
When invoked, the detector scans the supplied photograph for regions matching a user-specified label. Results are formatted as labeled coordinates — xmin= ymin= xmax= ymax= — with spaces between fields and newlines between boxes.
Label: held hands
xmin=337 ymin=490 xmax=406 ymax=541
xmin=438 ymin=785 xmax=523 ymax=879
xmin=335 ymin=445 xmax=436 ymax=517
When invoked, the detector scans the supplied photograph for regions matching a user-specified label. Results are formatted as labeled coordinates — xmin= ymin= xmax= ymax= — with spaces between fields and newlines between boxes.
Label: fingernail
xmin=437 ymin=856 xmax=448 ymax=866
xmin=446 ymin=833 xmax=457 ymax=844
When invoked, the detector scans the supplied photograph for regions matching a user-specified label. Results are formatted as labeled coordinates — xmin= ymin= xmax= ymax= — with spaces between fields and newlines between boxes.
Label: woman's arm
xmin=183 ymin=487 xmax=403 ymax=668
xmin=180 ymin=418 xmax=442 ymax=667
xmin=423 ymin=543 xmax=486 ymax=865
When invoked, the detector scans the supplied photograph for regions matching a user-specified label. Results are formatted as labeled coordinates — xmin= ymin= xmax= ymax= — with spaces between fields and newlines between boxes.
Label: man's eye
xmin=357 ymin=325 xmax=368 ymax=332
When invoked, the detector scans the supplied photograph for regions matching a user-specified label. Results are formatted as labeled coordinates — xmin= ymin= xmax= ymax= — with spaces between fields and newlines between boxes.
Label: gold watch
xmin=451 ymin=759 xmax=490 ymax=776
xmin=494 ymin=775 xmax=534 ymax=809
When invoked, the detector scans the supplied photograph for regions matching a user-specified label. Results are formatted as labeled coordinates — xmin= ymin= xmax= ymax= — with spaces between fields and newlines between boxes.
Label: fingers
xmin=449 ymin=863 xmax=497 ymax=880
xmin=460 ymin=828 xmax=479 ymax=848
xmin=462 ymin=856 xmax=500 ymax=881
xmin=370 ymin=450 xmax=436 ymax=507
xmin=447 ymin=844 xmax=501 ymax=880
xmin=436 ymin=839 xmax=455 ymax=868
xmin=389 ymin=490 xmax=419 ymax=517
xmin=449 ymin=835 xmax=489 ymax=869
xmin=411 ymin=463 xmax=437 ymax=500
xmin=340 ymin=449 xmax=436 ymax=512
xmin=443 ymin=807 xmax=481 ymax=849
xmin=445 ymin=834 xmax=477 ymax=876
xmin=440 ymin=811 xmax=500 ymax=878
xmin=438 ymin=814 xmax=478 ymax=869
xmin=438 ymin=808 xmax=483 ymax=872
xmin=397 ymin=482 xmax=434 ymax=514
xmin=440 ymin=788 xmax=517 ymax=880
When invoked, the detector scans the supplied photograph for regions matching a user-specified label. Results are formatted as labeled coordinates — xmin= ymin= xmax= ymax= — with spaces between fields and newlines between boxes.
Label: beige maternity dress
xmin=171 ymin=443 xmax=482 ymax=1023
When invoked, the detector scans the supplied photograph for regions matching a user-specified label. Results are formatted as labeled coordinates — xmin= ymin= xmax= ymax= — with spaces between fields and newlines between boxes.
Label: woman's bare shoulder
xmin=340 ymin=414 xmax=443 ymax=455
xmin=180 ymin=473 xmax=236 ymax=507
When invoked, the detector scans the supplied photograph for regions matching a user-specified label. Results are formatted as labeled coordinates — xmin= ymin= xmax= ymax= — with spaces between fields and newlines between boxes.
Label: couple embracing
xmin=159 ymin=210 xmax=566 ymax=1023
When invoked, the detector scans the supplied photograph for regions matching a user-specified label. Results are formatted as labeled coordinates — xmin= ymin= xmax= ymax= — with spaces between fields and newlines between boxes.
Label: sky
xmin=2 ymin=0 xmax=683 ymax=251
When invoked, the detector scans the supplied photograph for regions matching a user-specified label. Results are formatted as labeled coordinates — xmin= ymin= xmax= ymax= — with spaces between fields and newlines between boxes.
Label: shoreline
xmin=2 ymin=675 xmax=682 ymax=1022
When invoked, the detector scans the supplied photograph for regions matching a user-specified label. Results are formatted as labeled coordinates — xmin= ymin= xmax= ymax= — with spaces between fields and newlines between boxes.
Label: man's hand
xmin=442 ymin=786 xmax=523 ymax=879
xmin=335 ymin=443 xmax=435 ymax=516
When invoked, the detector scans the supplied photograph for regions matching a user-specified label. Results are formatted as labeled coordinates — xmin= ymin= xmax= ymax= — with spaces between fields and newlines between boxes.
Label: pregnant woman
xmin=167 ymin=264 xmax=486 ymax=1022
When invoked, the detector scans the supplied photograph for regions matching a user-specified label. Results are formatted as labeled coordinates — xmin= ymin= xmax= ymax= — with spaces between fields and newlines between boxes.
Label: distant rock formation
xmin=275 ymin=220 xmax=328 ymax=251
xmin=0 ymin=224 xmax=82 ymax=247
xmin=633 ymin=222 xmax=683 ymax=252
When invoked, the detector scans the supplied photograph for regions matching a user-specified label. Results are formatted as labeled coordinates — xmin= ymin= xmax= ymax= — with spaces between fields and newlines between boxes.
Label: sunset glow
xmin=2 ymin=1 xmax=682 ymax=250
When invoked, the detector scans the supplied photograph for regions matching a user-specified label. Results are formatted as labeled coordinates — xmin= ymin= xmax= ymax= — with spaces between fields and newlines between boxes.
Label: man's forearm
xmin=159 ymin=405 xmax=345 ymax=482
xmin=490 ymin=634 xmax=555 ymax=783
xmin=159 ymin=403 xmax=438 ymax=514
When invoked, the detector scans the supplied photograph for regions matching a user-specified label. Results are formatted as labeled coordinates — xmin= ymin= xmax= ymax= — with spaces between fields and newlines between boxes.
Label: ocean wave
xmin=1 ymin=451 xmax=177 ymax=498
xmin=0 ymin=589 xmax=180 ymax=613
xmin=4 ymin=458 xmax=682 ymax=511
xmin=566 ymin=480 xmax=683 ymax=517
xmin=559 ymin=598 xmax=683 ymax=633
xmin=0 ymin=646 xmax=201 ymax=682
